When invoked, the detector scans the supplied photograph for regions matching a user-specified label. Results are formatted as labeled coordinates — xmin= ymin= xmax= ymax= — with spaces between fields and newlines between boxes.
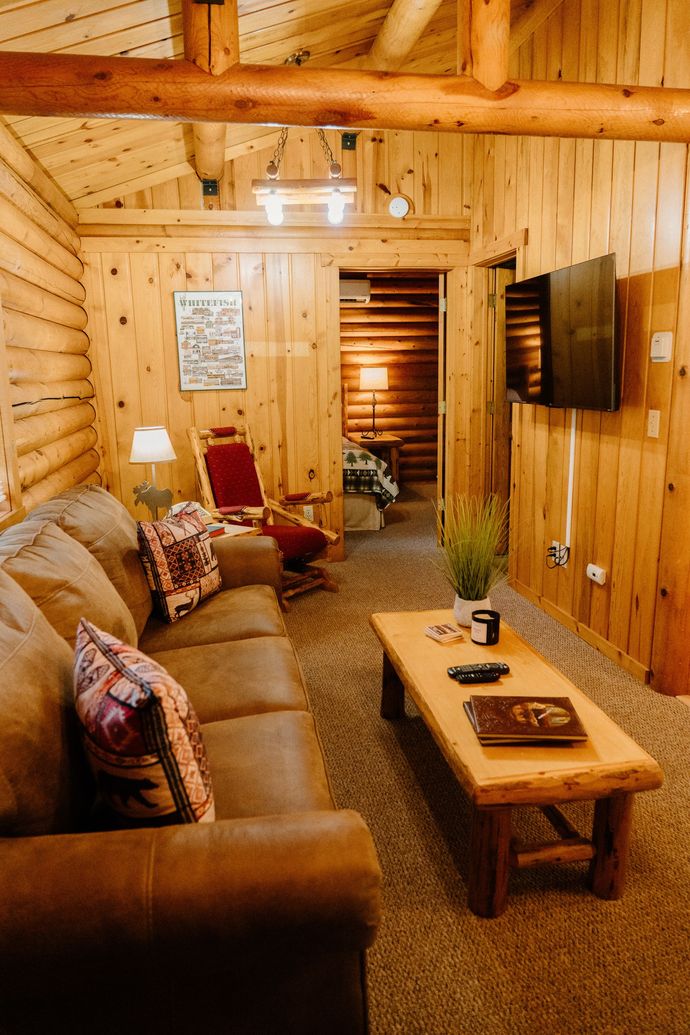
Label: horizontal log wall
xmin=469 ymin=0 xmax=689 ymax=691
xmin=0 ymin=120 xmax=97 ymax=510
xmin=83 ymin=129 xmax=470 ymax=545
xmin=341 ymin=272 xmax=439 ymax=482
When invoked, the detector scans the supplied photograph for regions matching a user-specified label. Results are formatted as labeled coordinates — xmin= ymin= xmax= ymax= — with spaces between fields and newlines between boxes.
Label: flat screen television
xmin=504 ymin=253 xmax=620 ymax=411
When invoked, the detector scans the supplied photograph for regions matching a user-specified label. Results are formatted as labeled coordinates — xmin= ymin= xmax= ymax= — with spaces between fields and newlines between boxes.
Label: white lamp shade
xmin=129 ymin=426 xmax=177 ymax=464
xmin=359 ymin=367 xmax=389 ymax=392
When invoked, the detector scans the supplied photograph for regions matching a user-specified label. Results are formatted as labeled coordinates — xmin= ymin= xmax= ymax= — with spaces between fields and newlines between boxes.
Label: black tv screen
xmin=504 ymin=253 xmax=620 ymax=411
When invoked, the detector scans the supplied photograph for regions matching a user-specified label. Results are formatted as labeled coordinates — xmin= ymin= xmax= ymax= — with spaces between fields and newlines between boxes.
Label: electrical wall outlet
xmin=586 ymin=563 xmax=607 ymax=586
xmin=647 ymin=409 xmax=661 ymax=438
xmin=303 ymin=505 xmax=314 ymax=522
xmin=547 ymin=540 xmax=569 ymax=567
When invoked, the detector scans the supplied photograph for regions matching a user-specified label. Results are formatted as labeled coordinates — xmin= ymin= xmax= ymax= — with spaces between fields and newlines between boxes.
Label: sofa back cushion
xmin=0 ymin=518 xmax=137 ymax=649
xmin=0 ymin=569 xmax=94 ymax=836
xmin=29 ymin=485 xmax=153 ymax=638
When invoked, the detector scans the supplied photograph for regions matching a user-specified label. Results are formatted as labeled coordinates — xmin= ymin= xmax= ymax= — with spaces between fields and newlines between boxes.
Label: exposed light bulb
xmin=265 ymin=192 xmax=284 ymax=226
xmin=327 ymin=189 xmax=346 ymax=225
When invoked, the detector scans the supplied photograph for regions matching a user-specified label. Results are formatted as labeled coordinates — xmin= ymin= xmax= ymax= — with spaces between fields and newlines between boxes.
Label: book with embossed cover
xmin=464 ymin=695 xmax=588 ymax=744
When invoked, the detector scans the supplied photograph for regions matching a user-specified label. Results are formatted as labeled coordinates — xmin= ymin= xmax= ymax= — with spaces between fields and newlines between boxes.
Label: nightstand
xmin=351 ymin=433 xmax=403 ymax=483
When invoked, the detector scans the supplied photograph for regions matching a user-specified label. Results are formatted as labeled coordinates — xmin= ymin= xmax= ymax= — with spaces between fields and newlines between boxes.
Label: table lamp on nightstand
xmin=129 ymin=426 xmax=177 ymax=520
xmin=359 ymin=366 xmax=388 ymax=439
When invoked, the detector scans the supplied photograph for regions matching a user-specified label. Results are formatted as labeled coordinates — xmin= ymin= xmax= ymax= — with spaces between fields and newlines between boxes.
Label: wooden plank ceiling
xmin=0 ymin=0 xmax=542 ymax=206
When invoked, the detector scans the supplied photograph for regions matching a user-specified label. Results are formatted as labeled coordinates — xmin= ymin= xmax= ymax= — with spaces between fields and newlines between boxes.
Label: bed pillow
xmin=137 ymin=504 xmax=221 ymax=623
xmin=73 ymin=619 xmax=214 ymax=825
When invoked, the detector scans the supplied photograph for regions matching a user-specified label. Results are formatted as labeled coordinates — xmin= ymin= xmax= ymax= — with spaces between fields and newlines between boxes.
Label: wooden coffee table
xmin=370 ymin=609 xmax=663 ymax=918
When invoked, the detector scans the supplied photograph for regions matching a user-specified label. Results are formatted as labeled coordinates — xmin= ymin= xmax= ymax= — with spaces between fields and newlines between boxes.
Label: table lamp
xmin=129 ymin=426 xmax=176 ymax=519
xmin=359 ymin=367 xmax=388 ymax=439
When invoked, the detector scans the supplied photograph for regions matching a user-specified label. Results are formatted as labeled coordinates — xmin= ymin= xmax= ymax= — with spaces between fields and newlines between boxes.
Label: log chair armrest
xmin=0 ymin=810 xmax=381 ymax=992
xmin=267 ymin=498 xmax=340 ymax=546
xmin=278 ymin=491 xmax=334 ymax=506
xmin=213 ymin=505 xmax=269 ymax=523
xmin=211 ymin=533 xmax=282 ymax=596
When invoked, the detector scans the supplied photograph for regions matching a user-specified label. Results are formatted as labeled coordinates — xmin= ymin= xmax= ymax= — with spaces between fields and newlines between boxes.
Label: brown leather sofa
xmin=0 ymin=485 xmax=381 ymax=1035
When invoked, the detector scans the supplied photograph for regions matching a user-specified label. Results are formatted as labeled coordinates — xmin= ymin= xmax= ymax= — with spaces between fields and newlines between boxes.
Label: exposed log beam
xmin=181 ymin=0 xmax=239 ymax=75
xmin=355 ymin=0 xmax=444 ymax=71
xmin=458 ymin=0 xmax=510 ymax=90
xmin=1 ymin=53 xmax=690 ymax=144
xmin=182 ymin=0 xmax=239 ymax=182
xmin=192 ymin=119 xmax=228 ymax=181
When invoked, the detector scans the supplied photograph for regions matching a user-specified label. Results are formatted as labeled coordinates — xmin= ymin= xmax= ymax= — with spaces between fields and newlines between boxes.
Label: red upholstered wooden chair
xmin=188 ymin=425 xmax=338 ymax=601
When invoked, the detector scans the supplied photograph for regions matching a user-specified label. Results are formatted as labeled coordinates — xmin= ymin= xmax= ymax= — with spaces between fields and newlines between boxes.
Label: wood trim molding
xmin=2 ymin=54 xmax=690 ymax=144
xmin=510 ymin=578 xmax=652 ymax=683
xmin=77 ymin=208 xmax=470 ymax=237
xmin=470 ymin=228 xmax=528 ymax=266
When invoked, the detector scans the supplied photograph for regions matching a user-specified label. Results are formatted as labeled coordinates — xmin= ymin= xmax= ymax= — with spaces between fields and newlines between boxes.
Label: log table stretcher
xmin=370 ymin=609 xmax=664 ymax=918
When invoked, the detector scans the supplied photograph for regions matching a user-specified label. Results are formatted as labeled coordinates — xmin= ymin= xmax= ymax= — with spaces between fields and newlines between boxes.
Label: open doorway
xmin=339 ymin=271 xmax=445 ymax=530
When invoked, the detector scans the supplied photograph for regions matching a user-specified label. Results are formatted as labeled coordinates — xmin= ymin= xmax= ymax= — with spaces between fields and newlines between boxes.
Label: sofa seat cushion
xmin=201 ymin=711 xmax=334 ymax=820
xmin=29 ymin=484 xmax=153 ymax=638
xmin=0 ymin=518 xmax=137 ymax=649
xmin=149 ymin=636 xmax=308 ymax=722
xmin=0 ymin=570 xmax=94 ymax=836
xmin=139 ymin=584 xmax=285 ymax=654
xmin=74 ymin=621 xmax=215 ymax=826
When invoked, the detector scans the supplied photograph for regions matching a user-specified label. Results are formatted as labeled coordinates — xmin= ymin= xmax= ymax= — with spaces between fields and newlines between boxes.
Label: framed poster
xmin=174 ymin=291 xmax=247 ymax=391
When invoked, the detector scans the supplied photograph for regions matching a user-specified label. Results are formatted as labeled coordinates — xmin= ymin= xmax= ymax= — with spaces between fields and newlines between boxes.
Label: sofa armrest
xmin=211 ymin=532 xmax=282 ymax=596
xmin=0 ymin=810 xmax=381 ymax=991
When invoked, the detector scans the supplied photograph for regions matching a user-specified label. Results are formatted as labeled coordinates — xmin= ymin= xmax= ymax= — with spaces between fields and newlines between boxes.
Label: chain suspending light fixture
xmin=252 ymin=128 xmax=357 ymax=226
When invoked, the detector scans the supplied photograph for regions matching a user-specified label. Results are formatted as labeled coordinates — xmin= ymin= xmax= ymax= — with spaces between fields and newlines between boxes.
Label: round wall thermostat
xmin=388 ymin=193 xmax=413 ymax=219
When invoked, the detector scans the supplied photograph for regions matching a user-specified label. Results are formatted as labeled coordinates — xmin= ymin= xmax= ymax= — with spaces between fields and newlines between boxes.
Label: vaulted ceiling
xmin=2 ymin=1 xmax=688 ymax=209
xmin=0 ymin=0 xmax=550 ymax=206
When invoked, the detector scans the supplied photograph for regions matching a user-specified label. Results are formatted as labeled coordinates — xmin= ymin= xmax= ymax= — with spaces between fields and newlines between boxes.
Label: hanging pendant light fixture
xmin=252 ymin=128 xmax=357 ymax=225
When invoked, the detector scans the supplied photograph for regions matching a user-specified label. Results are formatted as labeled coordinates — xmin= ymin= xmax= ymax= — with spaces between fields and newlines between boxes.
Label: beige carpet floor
xmin=283 ymin=486 xmax=690 ymax=1035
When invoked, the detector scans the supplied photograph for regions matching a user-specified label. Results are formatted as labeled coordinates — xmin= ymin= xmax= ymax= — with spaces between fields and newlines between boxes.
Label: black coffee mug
xmin=471 ymin=609 xmax=500 ymax=645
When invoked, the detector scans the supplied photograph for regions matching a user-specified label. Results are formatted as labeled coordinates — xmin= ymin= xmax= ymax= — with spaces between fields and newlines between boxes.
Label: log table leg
xmin=589 ymin=792 xmax=634 ymax=899
xmin=468 ymin=806 xmax=512 ymax=918
xmin=380 ymin=652 xmax=405 ymax=719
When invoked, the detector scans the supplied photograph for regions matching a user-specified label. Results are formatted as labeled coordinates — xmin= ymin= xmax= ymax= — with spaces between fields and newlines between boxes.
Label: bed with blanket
xmin=342 ymin=437 xmax=399 ymax=530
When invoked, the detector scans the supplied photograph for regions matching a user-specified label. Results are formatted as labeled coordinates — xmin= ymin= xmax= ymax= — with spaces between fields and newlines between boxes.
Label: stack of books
xmin=464 ymin=695 xmax=588 ymax=745
xmin=424 ymin=622 xmax=464 ymax=644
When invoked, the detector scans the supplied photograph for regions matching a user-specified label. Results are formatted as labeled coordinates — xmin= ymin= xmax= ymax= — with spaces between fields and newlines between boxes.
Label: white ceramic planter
xmin=453 ymin=594 xmax=491 ymax=627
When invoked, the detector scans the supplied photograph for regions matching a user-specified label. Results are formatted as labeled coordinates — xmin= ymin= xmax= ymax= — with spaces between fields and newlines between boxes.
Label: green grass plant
xmin=435 ymin=493 xmax=509 ymax=601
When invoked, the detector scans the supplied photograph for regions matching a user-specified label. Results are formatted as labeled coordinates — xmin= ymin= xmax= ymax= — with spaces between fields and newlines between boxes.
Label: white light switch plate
xmin=650 ymin=331 xmax=672 ymax=362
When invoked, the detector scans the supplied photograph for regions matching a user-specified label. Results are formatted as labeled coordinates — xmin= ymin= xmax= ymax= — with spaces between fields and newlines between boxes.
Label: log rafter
xmin=355 ymin=0 xmax=445 ymax=71
xmin=0 ymin=51 xmax=690 ymax=144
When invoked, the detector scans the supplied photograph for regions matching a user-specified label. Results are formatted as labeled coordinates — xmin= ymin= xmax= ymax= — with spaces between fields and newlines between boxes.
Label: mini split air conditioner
xmin=339 ymin=279 xmax=371 ymax=304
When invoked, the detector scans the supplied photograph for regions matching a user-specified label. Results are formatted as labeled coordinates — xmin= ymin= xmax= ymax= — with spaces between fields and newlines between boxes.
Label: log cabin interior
xmin=1 ymin=0 xmax=687 ymax=696
xmin=0 ymin=1 xmax=689 ymax=1027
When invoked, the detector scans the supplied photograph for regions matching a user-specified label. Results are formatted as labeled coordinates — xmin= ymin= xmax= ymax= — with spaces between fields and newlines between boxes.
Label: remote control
xmin=447 ymin=662 xmax=510 ymax=684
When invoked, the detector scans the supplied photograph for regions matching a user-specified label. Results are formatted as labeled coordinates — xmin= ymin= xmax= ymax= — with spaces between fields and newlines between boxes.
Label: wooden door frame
xmin=327 ymin=259 xmax=455 ymax=558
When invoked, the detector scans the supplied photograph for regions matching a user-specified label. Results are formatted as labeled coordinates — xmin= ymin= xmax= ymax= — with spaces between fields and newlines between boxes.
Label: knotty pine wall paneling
xmin=0 ymin=120 xmax=98 ymax=510
xmin=82 ymin=128 xmax=470 ymax=553
xmin=470 ymin=0 xmax=689 ymax=691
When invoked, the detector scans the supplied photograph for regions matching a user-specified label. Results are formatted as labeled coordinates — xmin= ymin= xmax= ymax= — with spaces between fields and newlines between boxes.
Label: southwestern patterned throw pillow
xmin=74 ymin=619 xmax=215 ymax=825
xmin=137 ymin=503 xmax=221 ymax=623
